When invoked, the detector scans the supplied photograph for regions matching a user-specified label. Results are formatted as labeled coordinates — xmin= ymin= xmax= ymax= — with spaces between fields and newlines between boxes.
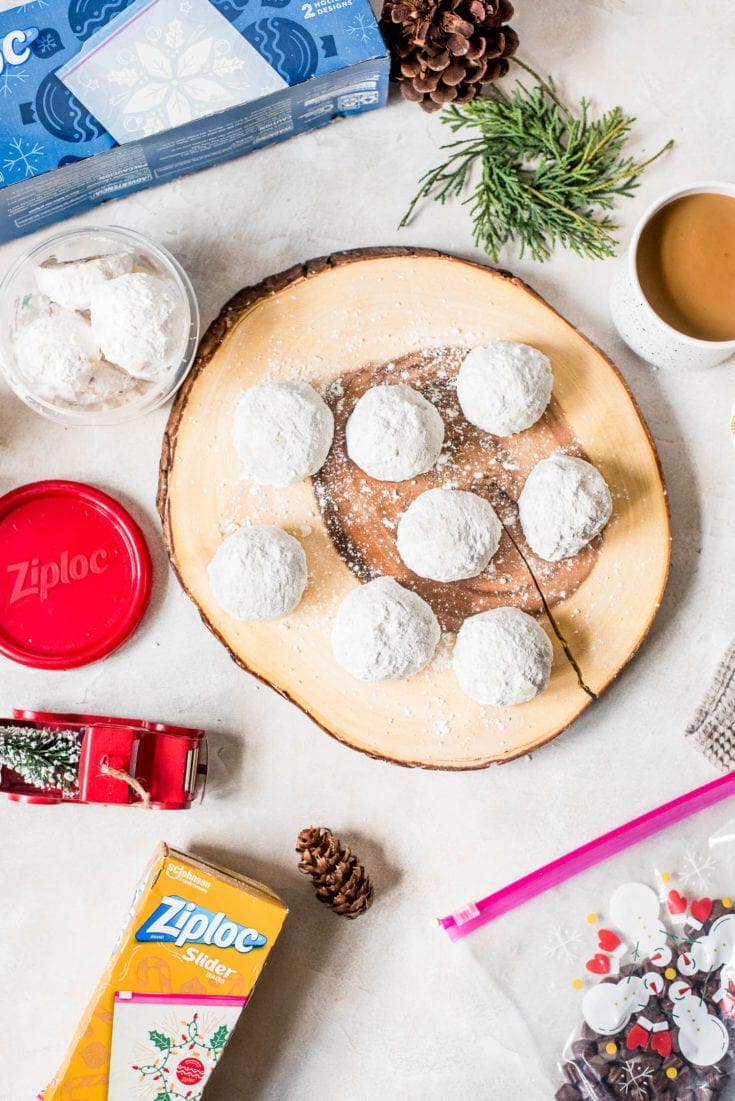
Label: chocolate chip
xmin=635 ymin=1052 xmax=663 ymax=1074
xmin=555 ymin=1086 xmax=582 ymax=1101
xmin=584 ymin=1054 xmax=608 ymax=1080
xmin=562 ymin=1061 xmax=582 ymax=1085
xmin=606 ymin=1066 xmax=623 ymax=1087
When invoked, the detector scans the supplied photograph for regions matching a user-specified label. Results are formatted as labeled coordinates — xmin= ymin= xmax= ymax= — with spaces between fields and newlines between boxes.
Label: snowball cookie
xmin=35 ymin=251 xmax=133 ymax=311
xmin=208 ymin=525 xmax=307 ymax=621
xmin=518 ymin=452 xmax=613 ymax=561
xmin=453 ymin=606 xmax=553 ymax=706
xmin=332 ymin=577 xmax=440 ymax=681
xmin=233 ymin=380 xmax=334 ymax=486
xmin=90 ymin=272 xmax=184 ymax=379
xmin=83 ymin=362 xmax=140 ymax=407
xmin=396 ymin=487 xmax=502 ymax=582
xmin=345 ymin=383 xmax=444 ymax=481
xmin=14 ymin=310 xmax=101 ymax=404
xmin=457 ymin=340 xmax=553 ymax=436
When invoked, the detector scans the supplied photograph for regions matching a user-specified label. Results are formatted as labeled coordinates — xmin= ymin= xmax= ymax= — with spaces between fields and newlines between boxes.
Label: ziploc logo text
xmin=136 ymin=895 xmax=267 ymax=954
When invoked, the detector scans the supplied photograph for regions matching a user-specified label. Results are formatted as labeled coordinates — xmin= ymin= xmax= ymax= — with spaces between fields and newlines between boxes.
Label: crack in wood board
xmin=499 ymin=517 xmax=597 ymax=701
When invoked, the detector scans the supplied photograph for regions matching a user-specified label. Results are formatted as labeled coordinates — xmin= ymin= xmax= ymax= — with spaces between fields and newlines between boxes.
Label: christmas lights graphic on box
xmin=109 ymin=992 xmax=245 ymax=1100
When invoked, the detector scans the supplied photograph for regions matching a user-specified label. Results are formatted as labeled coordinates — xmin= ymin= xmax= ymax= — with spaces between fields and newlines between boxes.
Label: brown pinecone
xmin=296 ymin=826 xmax=374 ymax=919
xmin=379 ymin=0 xmax=518 ymax=113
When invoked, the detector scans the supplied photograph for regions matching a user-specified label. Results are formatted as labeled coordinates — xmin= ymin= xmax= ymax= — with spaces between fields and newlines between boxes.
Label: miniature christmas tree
xmin=0 ymin=724 xmax=80 ymax=794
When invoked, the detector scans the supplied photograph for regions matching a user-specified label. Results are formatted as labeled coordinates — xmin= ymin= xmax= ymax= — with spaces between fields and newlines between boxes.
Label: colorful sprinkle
xmin=605 ymin=1042 xmax=617 ymax=1055
xmin=665 ymin=967 xmax=677 ymax=980
xmin=723 ymin=897 xmax=733 ymax=909
xmin=572 ymin=978 xmax=584 ymax=990
xmin=659 ymin=871 xmax=671 ymax=883
xmin=665 ymin=1067 xmax=678 ymax=1080
xmin=586 ymin=912 xmax=598 ymax=924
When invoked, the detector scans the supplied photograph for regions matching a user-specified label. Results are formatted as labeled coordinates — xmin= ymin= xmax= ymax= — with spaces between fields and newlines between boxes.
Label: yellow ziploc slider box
xmin=39 ymin=843 xmax=288 ymax=1100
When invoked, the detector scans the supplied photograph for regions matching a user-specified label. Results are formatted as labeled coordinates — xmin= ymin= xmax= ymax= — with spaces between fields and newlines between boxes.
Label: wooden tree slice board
xmin=158 ymin=248 xmax=670 ymax=770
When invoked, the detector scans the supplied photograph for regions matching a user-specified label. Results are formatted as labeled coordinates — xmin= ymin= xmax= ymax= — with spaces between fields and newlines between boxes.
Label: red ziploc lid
xmin=0 ymin=480 xmax=152 ymax=669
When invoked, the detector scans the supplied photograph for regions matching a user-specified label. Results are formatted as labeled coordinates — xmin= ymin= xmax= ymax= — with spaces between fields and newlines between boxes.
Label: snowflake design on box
xmin=3 ymin=137 xmax=45 ymax=180
xmin=677 ymin=847 xmax=717 ymax=892
xmin=59 ymin=0 xmax=286 ymax=142
xmin=542 ymin=924 xmax=583 ymax=964
xmin=347 ymin=12 xmax=382 ymax=47
xmin=33 ymin=30 xmax=60 ymax=56
xmin=0 ymin=68 xmax=28 ymax=98
xmin=113 ymin=33 xmax=247 ymax=134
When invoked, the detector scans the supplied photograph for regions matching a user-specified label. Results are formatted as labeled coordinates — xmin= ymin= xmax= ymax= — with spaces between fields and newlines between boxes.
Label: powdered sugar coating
xmin=519 ymin=452 xmax=613 ymax=561
xmin=35 ymin=251 xmax=133 ymax=311
xmin=90 ymin=272 xmax=184 ymax=379
xmin=208 ymin=525 xmax=307 ymax=621
xmin=13 ymin=311 xmax=101 ymax=404
xmin=457 ymin=340 xmax=553 ymax=436
xmin=345 ymin=383 xmax=444 ymax=481
xmin=396 ymin=487 xmax=502 ymax=582
xmin=453 ymin=606 xmax=553 ymax=706
xmin=82 ymin=362 xmax=141 ymax=407
xmin=233 ymin=380 xmax=334 ymax=486
xmin=332 ymin=576 xmax=440 ymax=680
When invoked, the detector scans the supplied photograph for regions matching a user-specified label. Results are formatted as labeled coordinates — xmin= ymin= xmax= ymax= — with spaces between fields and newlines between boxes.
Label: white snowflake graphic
xmin=3 ymin=137 xmax=44 ymax=179
xmin=118 ymin=36 xmax=243 ymax=128
xmin=0 ymin=68 xmax=28 ymax=98
xmin=62 ymin=0 xmax=287 ymax=143
xmin=542 ymin=925 xmax=583 ymax=964
xmin=347 ymin=12 xmax=379 ymax=45
xmin=16 ymin=0 xmax=49 ymax=9
xmin=33 ymin=30 xmax=58 ymax=56
xmin=677 ymin=848 xmax=717 ymax=892
xmin=619 ymin=1058 xmax=654 ymax=1098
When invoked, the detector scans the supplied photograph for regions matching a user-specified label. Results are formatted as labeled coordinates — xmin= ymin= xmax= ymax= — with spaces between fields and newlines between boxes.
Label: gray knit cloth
xmin=686 ymin=641 xmax=735 ymax=771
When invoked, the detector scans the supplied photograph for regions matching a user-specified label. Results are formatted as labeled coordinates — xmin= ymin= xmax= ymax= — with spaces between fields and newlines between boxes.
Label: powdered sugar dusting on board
xmin=313 ymin=345 xmax=612 ymax=633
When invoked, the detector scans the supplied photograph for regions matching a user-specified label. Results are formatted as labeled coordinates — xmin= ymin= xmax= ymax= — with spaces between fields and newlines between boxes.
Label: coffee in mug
xmin=635 ymin=192 xmax=735 ymax=342
xmin=610 ymin=181 xmax=735 ymax=370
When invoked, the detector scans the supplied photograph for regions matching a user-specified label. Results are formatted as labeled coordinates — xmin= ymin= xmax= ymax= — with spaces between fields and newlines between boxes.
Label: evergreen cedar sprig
xmin=0 ymin=724 xmax=80 ymax=794
xmin=401 ymin=60 xmax=673 ymax=262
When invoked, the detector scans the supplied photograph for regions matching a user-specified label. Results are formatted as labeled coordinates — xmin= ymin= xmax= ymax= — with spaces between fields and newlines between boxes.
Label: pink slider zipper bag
xmin=437 ymin=773 xmax=735 ymax=1101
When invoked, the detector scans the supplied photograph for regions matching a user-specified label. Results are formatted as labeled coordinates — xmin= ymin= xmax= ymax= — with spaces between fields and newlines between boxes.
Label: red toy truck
xmin=0 ymin=710 xmax=207 ymax=809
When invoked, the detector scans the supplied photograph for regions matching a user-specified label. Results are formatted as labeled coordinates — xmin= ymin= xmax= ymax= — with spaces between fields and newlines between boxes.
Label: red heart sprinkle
xmin=651 ymin=1030 xmax=672 ymax=1058
xmin=667 ymin=889 xmax=687 ymax=915
xmin=586 ymin=953 xmax=611 ymax=975
xmin=690 ymin=897 xmax=713 ymax=924
xmin=626 ymin=1023 xmax=649 ymax=1050
xmin=598 ymin=928 xmax=622 ymax=953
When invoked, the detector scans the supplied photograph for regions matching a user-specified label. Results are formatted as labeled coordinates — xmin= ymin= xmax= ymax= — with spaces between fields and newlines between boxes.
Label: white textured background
xmin=1 ymin=1 xmax=734 ymax=1097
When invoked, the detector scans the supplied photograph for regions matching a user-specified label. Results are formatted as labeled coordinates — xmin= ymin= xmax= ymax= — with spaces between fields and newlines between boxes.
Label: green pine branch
xmin=401 ymin=60 xmax=673 ymax=263
xmin=0 ymin=724 xmax=80 ymax=794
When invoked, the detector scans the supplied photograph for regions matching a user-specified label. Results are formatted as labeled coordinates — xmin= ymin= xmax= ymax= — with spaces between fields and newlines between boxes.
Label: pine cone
xmin=296 ymin=826 xmax=374 ymax=919
xmin=380 ymin=0 xmax=518 ymax=113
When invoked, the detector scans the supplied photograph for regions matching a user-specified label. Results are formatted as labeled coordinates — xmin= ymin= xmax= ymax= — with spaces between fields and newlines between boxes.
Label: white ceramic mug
xmin=610 ymin=180 xmax=735 ymax=370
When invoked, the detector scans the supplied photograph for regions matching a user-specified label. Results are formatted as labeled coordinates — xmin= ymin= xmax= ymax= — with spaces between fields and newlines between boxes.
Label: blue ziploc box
xmin=0 ymin=0 xmax=389 ymax=243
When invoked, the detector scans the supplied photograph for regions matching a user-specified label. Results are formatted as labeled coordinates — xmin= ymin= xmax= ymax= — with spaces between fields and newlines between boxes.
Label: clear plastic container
xmin=0 ymin=225 xmax=200 ymax=426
